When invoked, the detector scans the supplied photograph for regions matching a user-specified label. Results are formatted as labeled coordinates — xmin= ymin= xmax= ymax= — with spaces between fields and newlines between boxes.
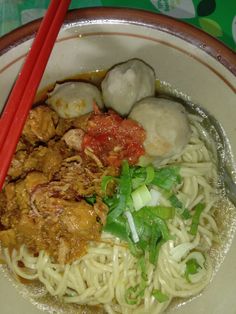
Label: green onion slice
xmin=189 ymin=203 xmax=205 ymax=235
xmin=101 ymin=175 xmax=116 ymax=193
xmin=131 ymin=185 xmax=151 ymax=211
xmin=185 ymin=258 xmax=202 ymax=282
xmin=169 ymin=194 xmax=191 ymax=220
xmin=152 ymin=289 xmax=169 ymax=303
xmin=151 ymin=167 xmax=181 ymax=191
xmin=106 ymin=160 xmax=132 ymax=223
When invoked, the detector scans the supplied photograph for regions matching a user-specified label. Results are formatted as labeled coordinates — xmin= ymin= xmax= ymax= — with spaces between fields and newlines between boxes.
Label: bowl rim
xmin=0 ymin=7 xmax=235 ymax=77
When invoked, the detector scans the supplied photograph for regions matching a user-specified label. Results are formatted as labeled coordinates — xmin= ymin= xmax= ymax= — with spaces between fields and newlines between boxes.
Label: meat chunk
xmin=14 ymin=180 xmax=30 ymax=212
xmin=24 ymin=172 xmax=48 ymax=193
xmin=9 ymin=145 xmax=66 ymax=181
xmin=3 ymin=183 xmax=18 ymax=214
xmin=8 ymin=150 xmax=28 ymax=179
xmin=41 ymin=148 xmax=63 ymax=179
xmin=23 ymin=105 xmax=58 ymax=144
xmin=72 ymin=112 xmax=91 ymax=131
xmin=23 ymin=146 xmax=49 ymax=172
xmin=0 ymin=229 xmax=16 ymax=247
xmin=62 ymin=128 xmax=85 ymax=151
xmin=55 ymin=113 xmax=91 ymax=137
xmin=60 ymin=199 xmax=101 ymax=237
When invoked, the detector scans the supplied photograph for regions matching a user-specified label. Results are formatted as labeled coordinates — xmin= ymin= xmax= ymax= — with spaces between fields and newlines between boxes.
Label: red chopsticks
xmin=0 ymin=0 xmax=71 ymax=191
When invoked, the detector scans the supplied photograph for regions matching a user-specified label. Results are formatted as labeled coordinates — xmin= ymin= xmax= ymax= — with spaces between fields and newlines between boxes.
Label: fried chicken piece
xmin=8 ymin=150 xmax=28 ymax=179
xmin=55 ymin=113 xmax=91 ymax=137
xmin=23 ymin=105 xmax=58 ymax=144
xmin=62 ymin=128 xmax=85 ymax=151
xmin=1 ymin=183 xmax=19 ymax=228
xmin=0 ymin=229 xmax=17 ymax=247
xmin=72 ymin=112 xmax=91 ymax=131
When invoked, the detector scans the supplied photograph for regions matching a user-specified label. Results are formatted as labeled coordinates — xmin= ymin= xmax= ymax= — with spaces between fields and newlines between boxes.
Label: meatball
xmin=101 ymin=59 xmax=155 ymax=115
xmin=46 ymin=82 xmax=103 ymax=118
xmin=129 ymin=97 xmax=191 ymax=162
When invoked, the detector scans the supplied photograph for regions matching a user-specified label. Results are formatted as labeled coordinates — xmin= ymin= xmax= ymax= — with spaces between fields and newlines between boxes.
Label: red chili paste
xmin=82 ymin=110 xmax=145 ymax=167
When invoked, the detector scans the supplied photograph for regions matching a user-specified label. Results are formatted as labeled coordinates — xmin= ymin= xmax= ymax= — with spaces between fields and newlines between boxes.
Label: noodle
xmin=3 ymin=115 xmax=220 ymax=313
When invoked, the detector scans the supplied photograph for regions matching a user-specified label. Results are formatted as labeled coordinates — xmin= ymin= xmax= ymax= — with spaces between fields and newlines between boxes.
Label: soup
xmin=0 ymin=59 xmax=235 ymax=314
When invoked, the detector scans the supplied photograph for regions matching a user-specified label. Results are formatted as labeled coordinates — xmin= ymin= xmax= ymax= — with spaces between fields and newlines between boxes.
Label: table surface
xmin=0 ymin=0 xmax=236 ymax=51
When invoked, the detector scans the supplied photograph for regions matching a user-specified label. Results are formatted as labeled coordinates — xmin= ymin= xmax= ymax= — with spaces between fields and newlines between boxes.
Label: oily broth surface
xmin=0 ymin=71 xmax=236 ymax=314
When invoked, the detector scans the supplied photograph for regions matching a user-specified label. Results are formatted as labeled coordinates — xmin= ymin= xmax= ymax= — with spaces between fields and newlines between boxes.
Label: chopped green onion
xmin=151 ymin=167 xmax=181 ymax=191
xmin=155 ymin=217 xmax=171 ymax=241
xmin=144 ymin=165 xmax=155 ymax=185
xmin=169 ymin=195 xmax=191 ymax=220
xmin=138 ymin=256 xmax=148 ymax=281
xmin=131 ymin=185 xmax=151 ymax=211
xmin=103 ymin=217 xmax=129 ymax=242
xmin=185 ymin=258 xmax=202 ymax=282
xmin=131 ymin=165 xmax=154 ymax=189
xmin=103 ymin=195 xmax=118 ymax=209
xmin=152 ymin=239 xmax=166 ymax=265
xmin=84 ymin=195 xmax=96 ymax=205
xmin=134 ymin=206 xmax=175 ymax=221
xmin=170 ymin=242 xmax=194 ymax=262
xmin=124 ymin=211 xmax=139 ymax=243
xmin=128 ymin=239 xmax=143 ymax=257
xmin=125 ymin=258 xmax=148 ymax=305
xmin=149 ymin=225 xmax=161 ymax=265
xmin=181 ymin=208 xmax=192 ymax=220
xmin=148 ymin=188 xmax=161 ymax=206
xmin=131 ymin=215 xmax=158 ymax=251
xmin=125 ymin=286 xmax=139 ymax=305
xmin=103 ymin=163 xmax=175 ymax=267
xmin=152 ymin=289 xmax=169 ymax=303
xmin=106 ymin=160 xmax=132 ymax=223
xmin=189 ymin=203 xmax=205 ymax=235
xmin=101 ymin=176 xmax=116 ymax=194
xmin=168 ymin=194 xmax=183 ymax=208
xmin=147 ymin=206 xmax=175 ymax=220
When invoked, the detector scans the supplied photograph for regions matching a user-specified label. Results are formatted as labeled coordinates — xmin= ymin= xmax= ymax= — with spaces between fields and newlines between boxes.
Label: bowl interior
xmin=0 ymin=8 xmax=235 ymax=314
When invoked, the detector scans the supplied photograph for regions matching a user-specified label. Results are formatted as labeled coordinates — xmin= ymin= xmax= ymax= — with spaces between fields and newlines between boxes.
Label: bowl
xmin=0 ymin=7 xmax=235 ymax=314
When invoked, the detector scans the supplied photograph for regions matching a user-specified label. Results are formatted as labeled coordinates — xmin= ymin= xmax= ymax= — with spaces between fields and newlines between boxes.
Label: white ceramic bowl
xmin=0 ymin=8 xmax=235 ymax=314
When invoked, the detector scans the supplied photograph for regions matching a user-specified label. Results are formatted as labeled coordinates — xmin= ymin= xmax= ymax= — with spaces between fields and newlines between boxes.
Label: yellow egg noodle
xmin=3 ymin=115 xmax=219 ymax=314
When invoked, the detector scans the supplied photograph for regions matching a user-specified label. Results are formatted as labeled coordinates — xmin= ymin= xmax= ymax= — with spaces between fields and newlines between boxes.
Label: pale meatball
xmin=101 ymin=59 xmax=155 ymax=115
xmin=46 ymin=82 xmax=103 ymax=118
xmin=129 ymin=97 xmax=191 ymax=161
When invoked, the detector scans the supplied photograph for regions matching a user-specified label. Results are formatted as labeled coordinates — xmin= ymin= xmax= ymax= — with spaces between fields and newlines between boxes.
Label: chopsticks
xmin=0 ymin=0 xmax=71 ymax=191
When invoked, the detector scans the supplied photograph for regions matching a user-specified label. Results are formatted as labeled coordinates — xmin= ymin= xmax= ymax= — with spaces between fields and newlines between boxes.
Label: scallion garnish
xmin=124 ymin=211 xmax=139 ymax=243
xmin=103 ymin=216 xmax=129 ymax=242
xmin=101 ymin=175 xmax=116 ymax=194
xmin=151 ymin=167 xmax=181 ymax=191
xmin=84 ymin=195 xmax=96 ymax=205
xmin=144 ymin=165 xmax=155 ymax=185
xmin=103 ymin=163 xmax=183 ymax=268
xmin=131 ymin=165 xmax=180 ymax=191
xmin=131 ymin=184 xmax=151 ymax=211
xmin=152 ymin=289 xmax=169 ymax=303
xmin=106 ymin=160 xmax=132 ymax=223
xmin=125 ymin=286 xmax=140 ymax=305
xmin=184 ymin=258 xmax=202 ymax=282
xmin=189 ymin=203 xmax=205 ymax=235
xmin=149 ymin=226 xmax=162 ymax=265
xmin=169 ymin=194 xmax=191 ymax=220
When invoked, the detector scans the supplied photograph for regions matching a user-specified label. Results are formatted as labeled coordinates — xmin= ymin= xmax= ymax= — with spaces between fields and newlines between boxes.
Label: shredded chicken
xmin=0 ymin=105 xmax=118 ymax=264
